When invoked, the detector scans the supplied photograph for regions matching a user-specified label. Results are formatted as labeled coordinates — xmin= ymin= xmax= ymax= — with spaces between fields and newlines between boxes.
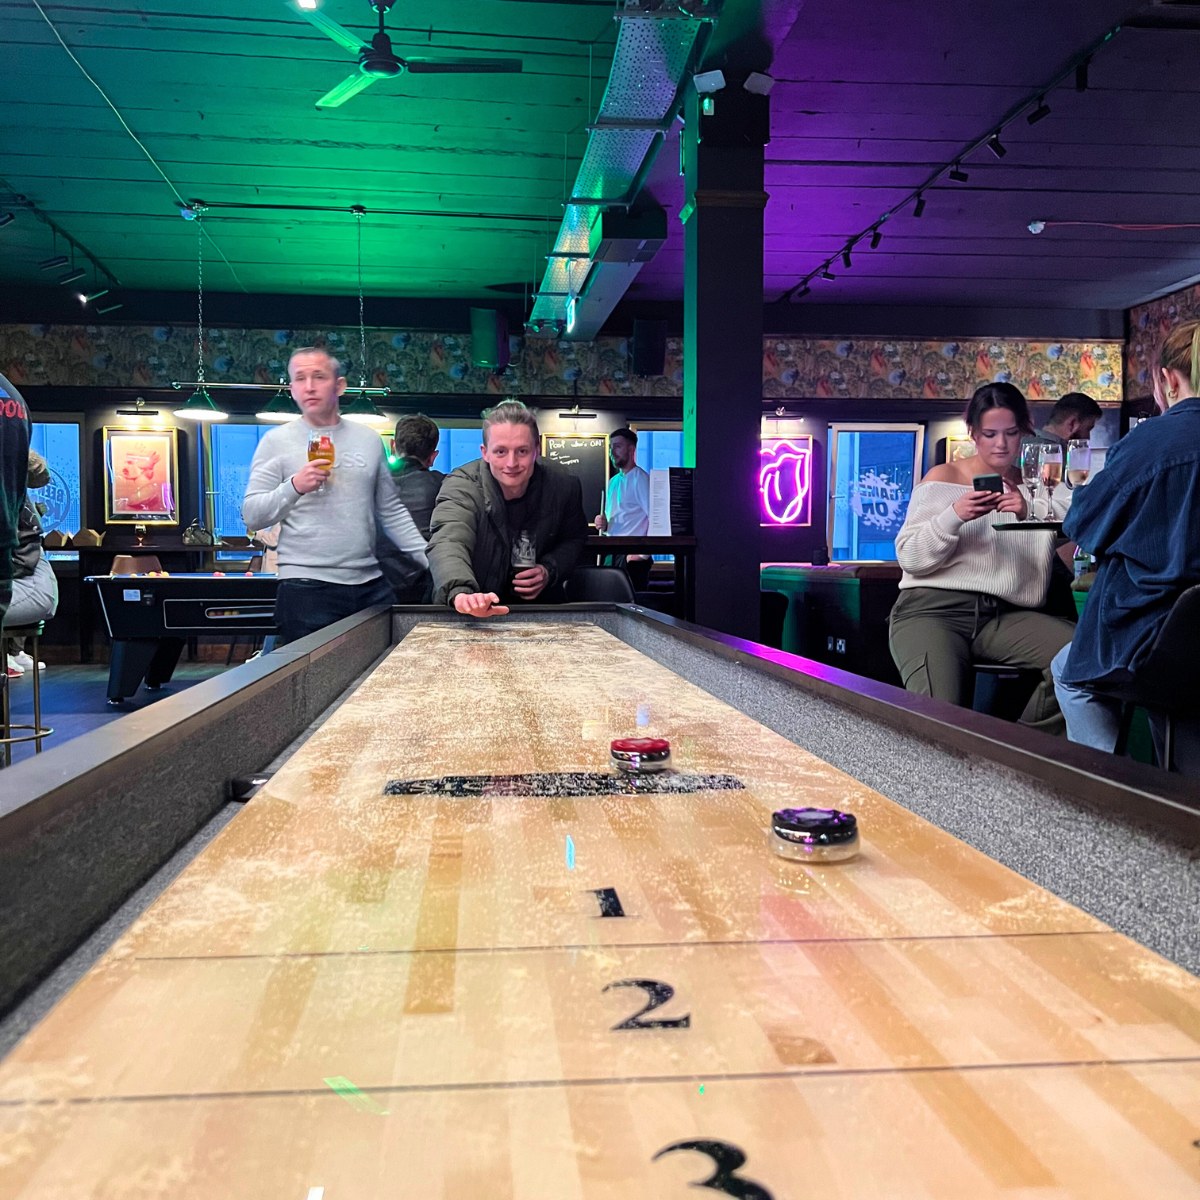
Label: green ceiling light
xmin=176 ymin=203 xmax=227 ymax=423
xmin=340 ymin=391 xmax=388 ymax=427
xmin=175 ymin=386 xmax=228 ymax=422
xmin=258 ymin=385 xmax=300 ymax=423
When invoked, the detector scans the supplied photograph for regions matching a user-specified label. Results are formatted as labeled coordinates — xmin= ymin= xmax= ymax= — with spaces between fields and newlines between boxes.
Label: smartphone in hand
xmin=972 ymin=473 xmax=1004 ymax=493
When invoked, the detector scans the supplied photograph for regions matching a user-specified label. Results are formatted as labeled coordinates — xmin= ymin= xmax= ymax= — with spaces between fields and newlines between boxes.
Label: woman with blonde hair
xmin=1051 ymin=319 xmax=1200 ymax=773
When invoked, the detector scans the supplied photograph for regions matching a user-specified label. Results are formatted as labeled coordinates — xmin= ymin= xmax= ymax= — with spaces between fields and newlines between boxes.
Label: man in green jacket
xmin=429 ymin=400 xmax=588 ymax=618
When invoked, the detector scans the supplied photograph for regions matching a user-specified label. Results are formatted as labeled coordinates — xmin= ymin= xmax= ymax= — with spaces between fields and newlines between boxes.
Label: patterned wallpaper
xmin=0 ymin=323 xmax=1124 ymax=403
xmin=1126 ymin=283 xmax=1200 ymax=399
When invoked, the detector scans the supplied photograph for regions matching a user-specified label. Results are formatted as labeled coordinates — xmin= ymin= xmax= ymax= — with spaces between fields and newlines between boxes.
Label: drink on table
xmin=1066 ymin=438 xmax=1091 ymax=488
xmin=1019 ymin=442 xmax=1042 ymax=520
xmin=1038 ymin=443 xmax=1063 ymax=516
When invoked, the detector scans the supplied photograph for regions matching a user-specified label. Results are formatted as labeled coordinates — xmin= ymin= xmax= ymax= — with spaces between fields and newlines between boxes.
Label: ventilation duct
xmin=527 ymin=0 xmax=716 ymax=341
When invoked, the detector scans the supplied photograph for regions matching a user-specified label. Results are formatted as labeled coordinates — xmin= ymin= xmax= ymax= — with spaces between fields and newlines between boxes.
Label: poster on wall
xmin=759 ymin=436 xmax=814 ymax=527
xmin=103 ymin=426 xmax=180 ymax=525
xmin=828 ymin=424 xmax=924 ymax=562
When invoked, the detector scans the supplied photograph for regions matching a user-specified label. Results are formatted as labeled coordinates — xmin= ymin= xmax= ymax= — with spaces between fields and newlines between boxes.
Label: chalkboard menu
xmin=541 ymin=435 xmax=609 ymax=516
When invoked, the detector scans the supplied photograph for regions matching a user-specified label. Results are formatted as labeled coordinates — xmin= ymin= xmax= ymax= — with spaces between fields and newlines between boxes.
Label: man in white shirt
xmin=595 ymin=427 xmax=651 ymax=589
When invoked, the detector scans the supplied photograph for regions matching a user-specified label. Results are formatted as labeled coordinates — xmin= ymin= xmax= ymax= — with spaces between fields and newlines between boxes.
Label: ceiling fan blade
xmin=316 ymin=72 xmax=380 ymax=109
xmin=288 ymin=2 xmax=367 ymax=56
xmin=401 ymin=57 xmax=523 ymax=75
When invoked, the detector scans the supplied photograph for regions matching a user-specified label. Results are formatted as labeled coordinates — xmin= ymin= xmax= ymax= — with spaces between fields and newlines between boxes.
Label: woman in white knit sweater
xmin=889 ymin=383 xmax=1075 ymax=733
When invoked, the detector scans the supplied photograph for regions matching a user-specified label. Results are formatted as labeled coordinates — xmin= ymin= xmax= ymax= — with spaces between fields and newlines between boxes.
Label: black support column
xmin=681 ymin=78 xmax=769 ymax=640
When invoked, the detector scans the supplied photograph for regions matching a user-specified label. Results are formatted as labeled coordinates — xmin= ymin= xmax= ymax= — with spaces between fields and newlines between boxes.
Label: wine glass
xmin=1066 ymin=439 xmax=1091 ymax=489
xmin=1019 ymin=442 xmax=1041 ymax=520
xmin=1038 ymin=443 xmax=1063 ymax=519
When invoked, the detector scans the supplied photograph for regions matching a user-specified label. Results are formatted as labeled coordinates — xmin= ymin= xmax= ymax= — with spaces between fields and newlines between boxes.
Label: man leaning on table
xmin=1051 ymin=320 xmax=1200 ymax=775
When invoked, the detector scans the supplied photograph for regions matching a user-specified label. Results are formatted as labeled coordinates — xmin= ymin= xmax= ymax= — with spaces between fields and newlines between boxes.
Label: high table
xmin=1 ymin=605 xmax=1197 ymax=1196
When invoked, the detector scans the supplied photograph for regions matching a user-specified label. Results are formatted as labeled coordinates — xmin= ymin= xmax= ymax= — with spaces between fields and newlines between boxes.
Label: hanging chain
xmin=355 ymin=206 xmax=367 ymax=388
xmin=195 ymin=205 xmax=206 ymax=387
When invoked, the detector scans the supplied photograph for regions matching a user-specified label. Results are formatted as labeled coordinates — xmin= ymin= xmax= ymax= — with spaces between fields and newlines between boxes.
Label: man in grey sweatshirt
xmin=242 ymin=347 xmax=427 ymax=645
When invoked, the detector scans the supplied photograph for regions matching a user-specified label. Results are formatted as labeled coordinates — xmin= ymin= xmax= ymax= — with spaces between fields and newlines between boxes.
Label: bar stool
xmin=971 ymin=662 xmax=1041 ymax=722
xmin=1 ymin=621 xmax=53 ymax=766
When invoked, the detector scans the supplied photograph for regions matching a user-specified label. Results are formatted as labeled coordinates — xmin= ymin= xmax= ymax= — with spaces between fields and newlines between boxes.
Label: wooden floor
xmin=1 ymin=621 xmax=1197 ymax=1198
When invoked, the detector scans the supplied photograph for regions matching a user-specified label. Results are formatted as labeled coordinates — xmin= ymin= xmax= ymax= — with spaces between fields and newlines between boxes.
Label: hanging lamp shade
xmin=341 ymin=391 xmax=390 ymax=428
xmin=257 ymin=388 xmax=300 ymax=423
xmin=175 ymin=386 xmax=228 ymax=422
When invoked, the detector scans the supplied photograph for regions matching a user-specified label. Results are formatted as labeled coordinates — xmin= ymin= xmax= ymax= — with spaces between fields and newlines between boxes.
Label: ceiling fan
xmin=289 ymin=0 xmax=522 ymax=109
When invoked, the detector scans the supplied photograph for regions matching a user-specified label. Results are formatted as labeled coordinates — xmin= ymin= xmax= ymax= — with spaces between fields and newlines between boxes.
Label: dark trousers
xmin=602 ymin=554 xmax=652 ymax=592
xmin=274 ymin=575 xmax=394 ymax=646
xmin=889 ymin=587 xmax=1076 ymax=734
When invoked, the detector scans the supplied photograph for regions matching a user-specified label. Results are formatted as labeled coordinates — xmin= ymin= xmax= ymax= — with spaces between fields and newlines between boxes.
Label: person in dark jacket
xmin=0 ymin=371 xmax=32 ymax=632
xmin=7 ymin=452 xmax=58 ymax=675
xmin=376 ymin=413 xmax=445 ymax=603
xmin=428 ymin=400 xmax=588 ymax=618
xmin=1051 ymin=319 xmax=1200 ymax=773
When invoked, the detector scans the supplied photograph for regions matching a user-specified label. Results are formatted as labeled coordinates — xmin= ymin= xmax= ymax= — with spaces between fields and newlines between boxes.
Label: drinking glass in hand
xmin=307 ymin=430 xmax=335 ymax=493
xmin=1019 ymin=442 xmax=1042 ymax=520
xmin=1066 ymin=439 xmax=1091 ymax=488
xmin=1038 ymin=443 xmax=1063 ymax=516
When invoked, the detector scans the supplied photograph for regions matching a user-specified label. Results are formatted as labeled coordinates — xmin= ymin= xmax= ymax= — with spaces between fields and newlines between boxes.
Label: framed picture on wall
xmin=102 ymin=426 xmax=180 ymax=525
xmin=945 ymin=435 xmax=977 ymax=462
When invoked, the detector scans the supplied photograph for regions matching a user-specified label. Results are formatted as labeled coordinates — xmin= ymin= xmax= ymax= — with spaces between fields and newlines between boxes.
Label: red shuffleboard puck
xmin=610 ymin=737 xmax=671 ymax=774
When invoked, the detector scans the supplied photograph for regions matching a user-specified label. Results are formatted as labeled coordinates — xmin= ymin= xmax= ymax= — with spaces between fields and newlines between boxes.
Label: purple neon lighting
xmin=759 ymin=437 xmax=813 ymax=525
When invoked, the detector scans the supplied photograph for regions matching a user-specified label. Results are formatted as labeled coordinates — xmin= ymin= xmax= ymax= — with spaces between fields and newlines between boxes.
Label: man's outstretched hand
xmin=453 ymin=592 xmax=510 ymax=619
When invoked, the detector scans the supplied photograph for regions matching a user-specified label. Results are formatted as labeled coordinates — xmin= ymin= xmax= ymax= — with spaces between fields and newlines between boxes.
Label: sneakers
xmin=6 ymin=655 xmax=24 ymax=677
xmin=11 ymin=651 xmax=44 ymax=672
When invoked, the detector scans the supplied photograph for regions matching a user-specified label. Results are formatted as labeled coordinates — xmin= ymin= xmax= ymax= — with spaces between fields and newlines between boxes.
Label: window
xmin=29 ymin=421 xmax=83 ymax=535
xmin=828 ymin=424 xmax=924 ymax=562
xmin=211 ymin=423 xmax=274 ymax=539
xmin=431 ymin=427 xmax=483 ymax=475
xmin=636 ymin=430 xmax=684 ymax=471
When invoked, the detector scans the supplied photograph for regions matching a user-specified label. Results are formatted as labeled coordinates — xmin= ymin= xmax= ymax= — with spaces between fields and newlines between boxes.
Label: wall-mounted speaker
xmin=470 ymin=307 xmax=510 ymax=371
xmin=632 ymin=318 xmax=667 ymax=376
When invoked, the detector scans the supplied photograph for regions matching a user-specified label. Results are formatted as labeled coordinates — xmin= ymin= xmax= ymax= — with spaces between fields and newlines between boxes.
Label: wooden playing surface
xmin=1 ymin=621 xmax=1198 ymax=1198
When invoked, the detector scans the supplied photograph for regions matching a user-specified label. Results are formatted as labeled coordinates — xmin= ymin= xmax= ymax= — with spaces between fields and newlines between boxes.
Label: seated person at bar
xmin=889 ymin=382 xmax=1075 ymax=733
xmin=376 ymin=413 xmax=445 ymax=604
xmin=1032 ymin=391 xmax=1103 ymax=450
xmin=243 ymin=346 xmax=427 ymax=645
xmin=1051 ymin=320 xmax=1200 ymax=774
xmin=6 ymin=463 xmax=59 ymax=676
xmin=0 ymin=370 xmax=31 ymax=634
xmin=428 ymin=400 xmax=588 ymax=619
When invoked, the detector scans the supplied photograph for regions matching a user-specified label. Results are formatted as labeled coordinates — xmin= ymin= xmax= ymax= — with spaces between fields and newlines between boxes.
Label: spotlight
xmin=0 ymin=213 xmax=13 ymax=228
xmin=57 ymin=267 xmax=86 ymax=285
xmin=95 ymin=301 xmax=124 ymax=314
xmin=842 ymin=247 xmax=852 ymax=269
xmin=820 ymin=268 xmax=835 ymax=281
xmin=796 ymin=284 xmax=811 ymax=298
xmin=987 ymin=133 xmax=1007 ymax=159
xmin=80 ymin=289 xmax=110 ymax=305
xmin=869 ymin=228 xmax=882 ymax=249
xmin=1075 ymin=58 xmax=1090 ymax=92
xmin=913 ymin=194 xmax=926 ymax=217
xmin=39 ymin=255 xmax=69 ymax=270
xmin=743 ymin=71 xmax=775 ymax=96
xmin=1027 ymin=98 xmax=1051 ymax=125
xmin=1028 ymin=220 xmax=1046 ymax=235
xmin=949 ymin=164 xmax=969 ymax=183
xmin=297 ymin=0 xmax=319 ymax=8
xmin=693 ymin=69 xmax=727 ymax=94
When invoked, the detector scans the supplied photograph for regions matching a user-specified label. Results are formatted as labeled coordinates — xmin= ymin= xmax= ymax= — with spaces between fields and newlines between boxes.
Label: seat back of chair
xmin=110 ymin=554 xmax=164 ymax=575
xmin=565 ymin=566 xmax=637 ymax=604
xmin=1122 ymin=584 xmax=1200 ymax=714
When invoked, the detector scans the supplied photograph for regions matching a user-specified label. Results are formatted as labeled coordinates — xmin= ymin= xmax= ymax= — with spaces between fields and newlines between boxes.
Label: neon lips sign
xmin=759 ymin=437 xmax=813 ymax=526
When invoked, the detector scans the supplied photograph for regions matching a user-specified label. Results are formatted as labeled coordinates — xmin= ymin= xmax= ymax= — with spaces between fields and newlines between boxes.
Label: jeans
xmin=1051 ymin=643 xmax=1200 ymax=774
xmin=273 ymin=575 xmax=395 ymax=646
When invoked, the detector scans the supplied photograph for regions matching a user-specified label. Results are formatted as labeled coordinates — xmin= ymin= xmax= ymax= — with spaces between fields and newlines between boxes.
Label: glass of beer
xmin=1066 ymin=439 xmax=1091 ymax=488
xmin=1038 ymin=442 xmax=1063 ymax=515
xmin=307 ymin=430 xmax=334 ymax=493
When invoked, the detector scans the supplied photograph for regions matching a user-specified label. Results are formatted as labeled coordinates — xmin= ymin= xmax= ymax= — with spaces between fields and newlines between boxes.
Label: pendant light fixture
xmin=341 ymin=206 xmax=390 ymax=429
xmin=257 ymin=382 xmax=301 ymax=423
xmin=175 ymin=205 xmax=227 ymax=422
